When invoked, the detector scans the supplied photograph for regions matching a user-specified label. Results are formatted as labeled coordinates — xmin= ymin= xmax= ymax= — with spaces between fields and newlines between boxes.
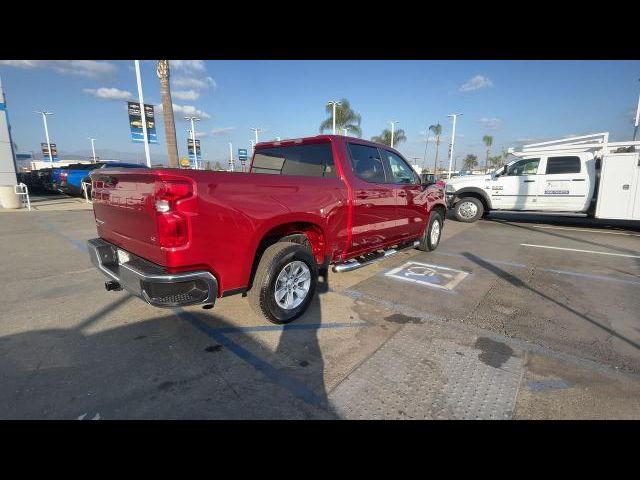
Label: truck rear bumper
xmin=87 ymin=238 xmax=218 ymax=308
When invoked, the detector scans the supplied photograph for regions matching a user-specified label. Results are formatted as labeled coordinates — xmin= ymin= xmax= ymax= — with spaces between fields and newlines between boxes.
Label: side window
xmin=347 ymin=143 xmax=386 ymax=183
xmin=250 ymin=143 xmax=335 ymax=178
xmin=381 ymin=150 xmax=419 ymax=184
xmin=545 ymin=156 xmax=581 ymax=175
xmin=506 ymin=158 xmax=540 ymax=176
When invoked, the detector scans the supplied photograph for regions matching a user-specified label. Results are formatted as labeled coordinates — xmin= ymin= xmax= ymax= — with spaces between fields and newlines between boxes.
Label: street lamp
xmin=35 ymin=110 xmax=54 ymax=167
xmin=88 ymin=137 xmax=97 ymax=162
xmin=447 ymin=113 xmax=463 ymax=176
xmin=633 ymin=78 xmax=640 ymax=141
xmin=390 ymin=121 xmax=399 ymax=148
xmin=251 ymin=127 xmax=263 ymax=143
xmin=422 ymin=129 xmax=430 ymax=167
xmin=327 ymin=101 xmax=341 ymax=134
xmin=134 ymin=60 xmax=152 ymax=167
xmin=185 ymin=116 xmax=200 ymax=169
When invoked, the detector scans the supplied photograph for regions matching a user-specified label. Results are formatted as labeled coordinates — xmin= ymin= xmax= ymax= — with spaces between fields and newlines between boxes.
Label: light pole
xmin=251 ymin=127 xmax=263 ymax=144
xmin=88 ymin=137 xmax=97 ymax=162
xmin=250 ymin=139 xmax=255 ymax=155
xmin=185 ymin=116 xmax=200 ymax=169
xmin=327 ymin=101 xmax=341 ymax=134
xmin=447 ymin=113 xmax=463 ymax=177
xmin=134 ymin=60 xmax=151 ymax=167
xmin=228 ymin=142 xmax=234 ymax=172
xmin=633 ymin=80 xmax=640 ymax=141
xmin=422 ymin=129 xmax=430 ymax=169
xmin=35 ymin=110 xmax=54 ymax=167
xmin=390 ymin=121 xmax=399 ymax=148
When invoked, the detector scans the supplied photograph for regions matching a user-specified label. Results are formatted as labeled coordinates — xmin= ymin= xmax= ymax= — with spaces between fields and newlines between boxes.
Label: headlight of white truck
xmin=445 ymin=183 xmax=455 ymax=193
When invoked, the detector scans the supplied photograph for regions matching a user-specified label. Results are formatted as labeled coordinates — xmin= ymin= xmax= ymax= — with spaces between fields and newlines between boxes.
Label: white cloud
xmin=211 ymin=127 xmax=236 ymax=135
xmin=172 ymin=89 xmax=200 ymax=101
xmin=172 ymin=76 xmax=216 ymax=90
xmin=0 ymin=60 xmax=116 ymax=79
xmin=157 ymin=102 xmax=211 ymax=119
xmin=83 ymin=87 xmax=132 ymax=100
xmin=170 ymin=60 xmax=206 ymax=72
xmin=460 ymin=75 xmax=493 ymax=92
xmin=479 ymin=117 xmax=502 ymax=130
xmin=195 ymin=132 xmax=209 ymax=138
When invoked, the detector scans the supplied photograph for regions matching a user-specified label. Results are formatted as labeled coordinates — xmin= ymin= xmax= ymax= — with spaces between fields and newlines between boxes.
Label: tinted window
xmin=545 ymin=156 xmax=581 ymax=175
xmin=381 ymin=150 xmax=419 ymax=184
xmin=348 ymin=143 xmax=386 ymax=183
xmin=250 ymin=143 xmax=335 ymax=178
xmin=506 ymin=158 xmax=540 ymax=176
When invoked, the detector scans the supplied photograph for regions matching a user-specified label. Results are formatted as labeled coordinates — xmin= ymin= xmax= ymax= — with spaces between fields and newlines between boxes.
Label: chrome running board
xmin=333 ymin=241 xmax=419 ymax=273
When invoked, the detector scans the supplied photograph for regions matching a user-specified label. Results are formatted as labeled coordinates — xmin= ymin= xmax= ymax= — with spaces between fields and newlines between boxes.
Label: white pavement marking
xmin=526 ymin=225 xmax=640 ymax=237
xmin=520 ymin=244 xmax=640 ymax=259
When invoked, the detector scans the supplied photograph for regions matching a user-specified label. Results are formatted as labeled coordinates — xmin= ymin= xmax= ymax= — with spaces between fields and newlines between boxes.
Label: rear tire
xmin=453 ymin=197 xmax=484 ymax=223
xmin=417 ymin=211 xmax=443 ymax=252
xmin=248 ymin=241 xmax=318 ymax=324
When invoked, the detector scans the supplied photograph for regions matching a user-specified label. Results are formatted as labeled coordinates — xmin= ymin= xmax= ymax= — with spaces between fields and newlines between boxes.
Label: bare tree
xmin=157 ymin=60 xmax=179 ymax=168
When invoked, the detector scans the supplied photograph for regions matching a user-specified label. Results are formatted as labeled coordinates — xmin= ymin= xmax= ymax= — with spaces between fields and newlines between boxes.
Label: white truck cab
xmin=445 ymin=133 xmax=640 ymax=222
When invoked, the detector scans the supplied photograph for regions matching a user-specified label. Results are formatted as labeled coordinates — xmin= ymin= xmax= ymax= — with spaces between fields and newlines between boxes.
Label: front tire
xmin=453 ymin=197 xmax=484 ymax=222
xmin=248 ymin=242 xmax=318 ymax=324
xmin=417 ymin=211 xmax=443 ymax=252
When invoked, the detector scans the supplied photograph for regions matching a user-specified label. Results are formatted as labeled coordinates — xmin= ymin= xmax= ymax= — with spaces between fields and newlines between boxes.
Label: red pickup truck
xmin=87 ymin=135 xmax=447 ymax=323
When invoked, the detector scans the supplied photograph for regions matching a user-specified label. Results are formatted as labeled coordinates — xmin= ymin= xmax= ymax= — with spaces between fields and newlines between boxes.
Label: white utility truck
xmin=445 ymin=132 xmax=640 ymax=222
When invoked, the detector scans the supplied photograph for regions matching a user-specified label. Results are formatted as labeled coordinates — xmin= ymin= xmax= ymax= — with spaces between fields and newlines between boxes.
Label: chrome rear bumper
xmin=87 ymin=238 xmax=218 ymax=308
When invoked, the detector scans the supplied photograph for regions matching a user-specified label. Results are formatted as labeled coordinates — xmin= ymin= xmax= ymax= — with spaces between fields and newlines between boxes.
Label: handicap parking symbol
xmin=385 ymin=261 xmax=469 ymax=291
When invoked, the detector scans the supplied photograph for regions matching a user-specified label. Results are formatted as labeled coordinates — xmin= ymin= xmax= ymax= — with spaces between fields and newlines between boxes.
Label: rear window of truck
xmin=251 ymin=143 xmax=336 ymax=178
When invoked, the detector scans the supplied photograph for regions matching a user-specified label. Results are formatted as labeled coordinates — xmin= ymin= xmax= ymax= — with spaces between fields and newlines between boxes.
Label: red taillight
xmin=154 ymin=180 xmax=194 ymax=248
xmin=61 ymin=171 xmax=68 ymax=186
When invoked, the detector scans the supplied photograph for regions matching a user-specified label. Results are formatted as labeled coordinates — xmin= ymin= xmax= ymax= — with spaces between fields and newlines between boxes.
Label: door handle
xmin=523 ymin=180 xmax=535 ymax=183
xmin=356 ymin=192 xmax=369 ymax=199
xmin=397 ymin=191 xmax=407 ymax=197
xmin=572 ymin=178 xmax=585 ymax=182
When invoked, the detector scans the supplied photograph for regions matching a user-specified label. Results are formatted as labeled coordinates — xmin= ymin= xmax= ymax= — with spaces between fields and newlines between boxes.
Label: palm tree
xmin=482 ymin=134 xmax=493 ymax=172
xmin=463 ymin=154 xmax=479 ymax=171
xmin=157 ymin=60 xmax=179 ymax=168
xmin=319 ymin=99 xmax=362 ymax=137
xmin=429 ymin=123 xmax=443 ymax=172
xmin=371 ymin=128 xmax=407 ymax=147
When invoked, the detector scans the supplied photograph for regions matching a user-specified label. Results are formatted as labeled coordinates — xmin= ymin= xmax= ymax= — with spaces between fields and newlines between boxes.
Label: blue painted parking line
xmin=431 ymin=251 xmax=640 ymax=287
xmin=211 ymin=321 xmax=369 ymax=335
xmin=174 ymin=308 xmax=329 ymax=410
xmin=39 ymin=218 xmax=89 ymax=253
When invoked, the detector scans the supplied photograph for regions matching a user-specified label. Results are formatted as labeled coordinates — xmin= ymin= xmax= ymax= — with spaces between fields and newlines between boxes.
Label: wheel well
xmin=431 ymin=204 xmax=446 ymax=222
xmin=247 ymin=222 xmax=326 ymax=291
xmin=454 ymin=191 xmax=490 ymax=212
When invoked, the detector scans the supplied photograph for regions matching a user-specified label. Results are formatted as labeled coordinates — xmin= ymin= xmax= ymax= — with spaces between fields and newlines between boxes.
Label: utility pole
xmin=422 ymin=129 xmax=430 ymax=168
xmin=35 ymin=110 xmax=54 ymax=167
xmin=88 ymin=137 xmax=97 ymax=162
xmin=251 ymin=127 xmax=262 ymax=144
xmin=134 ymin=60 xmax=151 ymax=167
xmin=390 ymin=121 xmax=399 ymax=148
xmin=185 ymin=116 xmax=200 ymax=169
xmin=327 ymin=101 xmax=341 ymax=134
xmin=250 ymin=139 xmax=255 ymax=155
xmin=228 ymin=142 xmax=234 ymax=172
xmin=447 ymin=113 xmax=462 ymax=177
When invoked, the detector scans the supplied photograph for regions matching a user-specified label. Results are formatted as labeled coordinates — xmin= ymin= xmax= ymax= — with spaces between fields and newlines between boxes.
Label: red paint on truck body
xmin=91 ymin=135 xmax=446 ymax=296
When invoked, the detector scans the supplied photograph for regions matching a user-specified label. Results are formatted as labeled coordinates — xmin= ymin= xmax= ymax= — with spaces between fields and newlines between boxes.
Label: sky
xmin=1 ymin=60 xmax=639 ymax=171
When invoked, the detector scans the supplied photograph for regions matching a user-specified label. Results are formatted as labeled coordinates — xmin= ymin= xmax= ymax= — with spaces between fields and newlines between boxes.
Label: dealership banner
xmin=187 ymin=138 xmax=201 ymax=165
xmin=128 ymin=102 xmax=158 ymax=144
xmin=41 ymin=142 xmax=58 ymax=161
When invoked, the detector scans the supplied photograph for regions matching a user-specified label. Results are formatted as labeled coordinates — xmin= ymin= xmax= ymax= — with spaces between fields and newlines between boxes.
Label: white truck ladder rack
xmin=508 ymin=132 xmax=640 ymax=157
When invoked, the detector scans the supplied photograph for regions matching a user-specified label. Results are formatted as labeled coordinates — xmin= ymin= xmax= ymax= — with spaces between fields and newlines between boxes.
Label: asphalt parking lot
xmin=2 ymin=197 xmax=640 ymax=419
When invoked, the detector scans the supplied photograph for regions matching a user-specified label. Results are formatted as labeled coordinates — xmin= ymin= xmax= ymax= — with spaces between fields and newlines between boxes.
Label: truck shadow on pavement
xmin=462 ymin=252 xmax=640 ymax=355
xmin=0 ymin=274 xmax=338 ymax=420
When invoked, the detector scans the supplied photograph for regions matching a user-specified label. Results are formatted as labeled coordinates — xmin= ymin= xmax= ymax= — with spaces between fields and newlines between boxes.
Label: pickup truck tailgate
xmin=91 ymin=170 xmax=165 ymax=265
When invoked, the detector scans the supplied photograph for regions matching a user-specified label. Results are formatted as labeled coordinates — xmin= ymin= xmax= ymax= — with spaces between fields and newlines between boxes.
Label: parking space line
xmin=525 ymin=225 xmax=640 ymax=237
xmin=174 ymin=308 xmax=330 ymax=410
xmin=212 ymin=321 xmax=369 ymax=335
xmin=521 ymin=244 xmax=640 ymax=259
xmin=431 ymin=251 xmax=640 ymax=287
